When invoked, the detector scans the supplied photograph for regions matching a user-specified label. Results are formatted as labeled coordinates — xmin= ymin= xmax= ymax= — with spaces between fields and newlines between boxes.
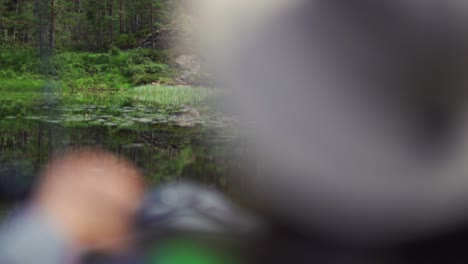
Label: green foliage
xmin=0 ymin=79 xmax=47 ymax=91
xmin=125 ymin=62 xmax=172 ymax=85
xmin=0 ymin=48 xmax=41 ymax=77
xmin=55 ymin=85 xmax=215 ymax=110
xmin=61 ymin=49 xmax=174 ymax=90
xmin=108 ymin=46 xmax=121 ymax=56
xmin=0 ymin=92 xmax=46 ymax=117
xmin=114 ymin=34 xmax=137 ymax=50
xmin=0 ymin=48 xmax=48 ymax=91
xmin=0 ymin=48 xmax=177 ymax=92
xmin=126 ymin=85 xmax=215 ymax=107
xmin=0 ymin=0 xmax=182 ymax=50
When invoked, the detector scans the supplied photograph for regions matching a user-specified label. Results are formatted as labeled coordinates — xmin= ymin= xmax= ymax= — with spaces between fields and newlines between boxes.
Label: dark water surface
xmin=0 ymin=95 xmax=248 ymax=211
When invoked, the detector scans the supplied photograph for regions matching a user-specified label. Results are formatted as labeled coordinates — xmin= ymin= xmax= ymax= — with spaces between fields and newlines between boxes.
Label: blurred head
xmin=35 ymin=149 xmax=144 ymax=252
xmin=197 ymin=0 xmax=468 ymax=243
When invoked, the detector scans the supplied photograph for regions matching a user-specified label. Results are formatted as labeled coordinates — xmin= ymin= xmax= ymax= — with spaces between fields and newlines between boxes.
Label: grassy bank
xmin=125 ymin=85 xmax=214 ymax=106
xmin=0 ymin=48 xmax=218 ymax=119
xmin=0 ymin=85 xmax=216 ymax=117
xmin=0 ymin=48 xmax=177 ymax=92
xmin=59 ymin=85 xmax=215 ymax=107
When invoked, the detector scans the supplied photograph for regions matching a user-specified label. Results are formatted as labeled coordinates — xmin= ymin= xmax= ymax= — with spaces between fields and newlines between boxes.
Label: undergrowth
xmin=0 ymin=48 xmax=177 ymax=92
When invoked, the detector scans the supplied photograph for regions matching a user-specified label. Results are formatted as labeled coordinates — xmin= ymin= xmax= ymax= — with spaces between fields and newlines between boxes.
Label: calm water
xmin=0 ymin=95 xmax=248 ymax=208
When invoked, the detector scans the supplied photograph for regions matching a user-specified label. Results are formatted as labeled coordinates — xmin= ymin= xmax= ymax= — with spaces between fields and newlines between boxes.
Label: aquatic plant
xmin=125 ymin=85 xmax=215 ymax=107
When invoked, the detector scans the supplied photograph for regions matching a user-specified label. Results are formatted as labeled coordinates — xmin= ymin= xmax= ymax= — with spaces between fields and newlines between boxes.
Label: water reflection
xmin=0 ymin=117 xmax=244 ymax=206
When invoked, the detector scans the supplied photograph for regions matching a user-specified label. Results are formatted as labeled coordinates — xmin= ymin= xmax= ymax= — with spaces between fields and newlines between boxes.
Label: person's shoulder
xmin=0 ymin=205 xmax=69 ymax=264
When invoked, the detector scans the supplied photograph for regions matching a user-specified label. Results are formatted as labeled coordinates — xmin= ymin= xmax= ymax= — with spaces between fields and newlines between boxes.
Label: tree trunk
xmin=1 ymin=16 xmax=5 ymax=45
xmin=22 ymin=31 xmax=27 ymax=47
xmin=97 ymin=9 xmax=102 ymax=49
xmin=150 ymin=2 xmax=154 ymax=49
xmin=13 ymin=2 xmax=19 ymax=44
xmin=100 ymin=10 xmax=104 ymax=49
xmin=75 ymin=0 xmax=82 ymax=42
xmin=36 ymin=0 xmax=48 ymax=53
xmin=131 ymin=0 xmax=135 ymax=32
xmin=109 ymin=0 xmax=113 ymax=44
xmin=49 ymin=0 xmax=55 ymax=50
xmin=119 ymin=0 xmax=123 ymax=33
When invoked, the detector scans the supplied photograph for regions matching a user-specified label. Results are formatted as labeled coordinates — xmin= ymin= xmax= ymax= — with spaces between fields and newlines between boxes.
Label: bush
xmin=0 ymin=48 xmax=176 ymax=92
xmin=0 ymin=48 xmax=41 ymax=76
xmin=115 ymin=34 xmax=137 ymax=50
xmin=125 ymin=61 xmax=172 ymax=85
xmin=108 ymin=46 xmax=121 ymax=56
xmin=118 ymin=48 xmax=175 ymax=85
xmin=0 ymin=48 xmax=47 ymax=91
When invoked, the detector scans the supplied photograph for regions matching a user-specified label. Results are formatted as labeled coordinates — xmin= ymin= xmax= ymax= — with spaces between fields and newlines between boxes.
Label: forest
xmin=0 ymin=0 xmax=205 ymax=93
xmin=0 ymin=0 xmax=182 ymax=51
